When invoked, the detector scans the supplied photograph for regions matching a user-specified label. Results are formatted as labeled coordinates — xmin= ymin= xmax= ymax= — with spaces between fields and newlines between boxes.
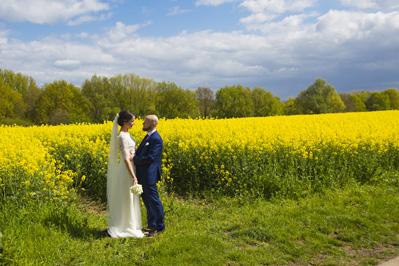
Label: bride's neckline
xmin=118 ymin=131 xmax=129 ymax=136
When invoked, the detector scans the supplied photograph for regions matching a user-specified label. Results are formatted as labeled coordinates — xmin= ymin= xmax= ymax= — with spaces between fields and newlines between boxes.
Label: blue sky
xmin=1 ymin=0 xmax=399 ymax=100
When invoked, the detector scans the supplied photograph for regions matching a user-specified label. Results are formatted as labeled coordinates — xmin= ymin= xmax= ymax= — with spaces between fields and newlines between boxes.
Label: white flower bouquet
xmin=130 ymin=184 xmax=143 ymax=195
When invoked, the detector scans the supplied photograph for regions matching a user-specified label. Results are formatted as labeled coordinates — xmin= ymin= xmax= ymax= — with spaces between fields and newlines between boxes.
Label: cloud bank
xmin=0 ymin=0 xmax=398 ymax=99
xmin=0 ymin=0 xmax=109 ymax=24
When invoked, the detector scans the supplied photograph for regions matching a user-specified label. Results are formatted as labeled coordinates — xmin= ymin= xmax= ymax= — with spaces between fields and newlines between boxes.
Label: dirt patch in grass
xmin=77 ymin=196 xmax=107 ymax=216
xmin=305 ymin=244 xmax=399 ymax=266
xmin=342 ymin=244 xmax=399 ymax=265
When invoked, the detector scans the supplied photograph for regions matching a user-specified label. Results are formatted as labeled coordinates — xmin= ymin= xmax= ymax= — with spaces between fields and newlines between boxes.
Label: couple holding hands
xmin=106 ymin=111 xmax=165 ymax=238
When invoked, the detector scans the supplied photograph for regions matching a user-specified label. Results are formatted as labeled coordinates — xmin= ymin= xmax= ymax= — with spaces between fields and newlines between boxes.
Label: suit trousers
xmin=141 ymin=183 xmax=165 ymax=231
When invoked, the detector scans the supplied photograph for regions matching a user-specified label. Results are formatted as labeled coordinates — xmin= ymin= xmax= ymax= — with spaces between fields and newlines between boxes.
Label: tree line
xmin=1 ymin=68 xmax=398 ymax=125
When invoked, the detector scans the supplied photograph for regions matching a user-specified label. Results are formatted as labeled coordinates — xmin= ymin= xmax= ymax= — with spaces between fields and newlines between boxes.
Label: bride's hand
xmin=133 ymin=178 xmax=138 ymax=185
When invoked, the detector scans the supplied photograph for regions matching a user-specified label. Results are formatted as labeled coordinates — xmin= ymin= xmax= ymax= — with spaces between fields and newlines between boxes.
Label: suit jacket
xmin=133 ymin=130 xmax=163 ymax=185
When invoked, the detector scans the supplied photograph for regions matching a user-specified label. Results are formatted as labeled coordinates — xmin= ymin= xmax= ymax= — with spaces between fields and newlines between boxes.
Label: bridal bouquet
xmin=130 ymin=184 xmax=143 ymax=195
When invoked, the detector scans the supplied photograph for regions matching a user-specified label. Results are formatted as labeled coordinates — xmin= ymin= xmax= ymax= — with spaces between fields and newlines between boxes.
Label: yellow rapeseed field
xmin=1 ymin=110 xmax=398 ymax=202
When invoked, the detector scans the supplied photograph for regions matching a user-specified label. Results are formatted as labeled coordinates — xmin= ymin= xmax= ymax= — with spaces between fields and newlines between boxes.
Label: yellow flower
xmin=1 ymin=110 xmax=399 ymax=202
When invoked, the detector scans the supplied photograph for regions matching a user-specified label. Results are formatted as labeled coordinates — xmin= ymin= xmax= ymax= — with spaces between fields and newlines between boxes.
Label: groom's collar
xmin=147 ymin=128 xmax=157 ymax=137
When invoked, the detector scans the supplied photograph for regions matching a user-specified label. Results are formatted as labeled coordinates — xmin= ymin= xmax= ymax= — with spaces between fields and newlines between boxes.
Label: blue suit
xmin=133 ymin=130 xmax=165 ymax=231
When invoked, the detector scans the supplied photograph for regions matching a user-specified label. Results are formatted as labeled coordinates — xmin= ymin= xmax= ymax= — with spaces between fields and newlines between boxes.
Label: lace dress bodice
xmin=117 ymin=132 xmax=136 ymax=161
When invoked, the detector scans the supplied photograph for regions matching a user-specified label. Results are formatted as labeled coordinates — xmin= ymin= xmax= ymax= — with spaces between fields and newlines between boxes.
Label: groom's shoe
xmin=146 ymin=230 xmax=164 ymax=238
xmin=143 ymin=228 xmax=157 ymax=233
xmin=146 ymin=231 xmax=155 ymax=238
xmin=142 ymin=228 xmax=156 ymax=236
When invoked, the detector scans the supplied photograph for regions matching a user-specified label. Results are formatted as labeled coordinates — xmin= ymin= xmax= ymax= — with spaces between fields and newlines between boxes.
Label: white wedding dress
xmin=107 ymin=131 xmax=144 ymax=238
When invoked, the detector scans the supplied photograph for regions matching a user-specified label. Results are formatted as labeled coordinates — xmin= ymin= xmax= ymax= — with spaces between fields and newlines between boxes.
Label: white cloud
xmin=240 ymin=12 xmax=277 ymax=24
xmin=54 ymin=59 xmax=81 ymax=70
xmin=0 ymin=23 xmax=10 ymax=37
xmin=67 ymin=12 xmax=112 ymax=26
xmin=141 ymin=7 xmax=153 ymax=16
xmin=105 ymin=22 xmax=142 ymax=42
xmin=167 ymin=7 xmax=188 ymax=17
xmin=239 ymin=0 xmax=317 ymax=14
xmin=93 ymin=10 xmax=399 ymax=96
xmin=195 ymin=0 xmax=234 ymax=7
xmin=316 ymin=10 xmax=399 ymax=43
xmin=0 ymin=0 xmax=109 ymax=24
xmin=242 ymin=12 xmax=316 ymax=37
xmin=341 ymin=0 xmax=399 ymax=10
xmin=167 ymin=6 xmax=191 ymax=16
xmin=341 ymin=0 xmax=377 ymax=9
xmin=0 ymin=31 xmax=9 ymax=46
xmin=1 ymin=6 xmax=399 ymax=98
xmin=239 ymin=0 xmax=318 ymax=30
xmin=1 ymin=37 xmax=114 ymax=86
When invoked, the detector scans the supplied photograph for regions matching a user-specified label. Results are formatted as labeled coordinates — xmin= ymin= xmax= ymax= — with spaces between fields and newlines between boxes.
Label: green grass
xmin=1 ymin=182 xmax=399 ymax=266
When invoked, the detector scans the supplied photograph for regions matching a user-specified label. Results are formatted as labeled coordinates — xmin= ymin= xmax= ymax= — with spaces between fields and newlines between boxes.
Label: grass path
xmin=1 ymin=183 xmax=399 ymax=265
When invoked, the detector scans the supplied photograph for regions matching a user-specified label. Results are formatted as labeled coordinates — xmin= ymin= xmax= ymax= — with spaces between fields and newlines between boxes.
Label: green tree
xmin=156 ymin=81 xmax=198 ymax=119
xmin=0 ymin=78 xmax=24 ymax=120
xmin=115 ymin=73 xmax=157 ymax=117
xmin=214 ymin=85 xmax=254 ymax=118
xmin=353 ymin=94 xmax=367 ymax=112
xmin=283 ymin=97 xmax=299 ymax=115
xmin=339 ymin=92 xmax=367 ymax=112
xmin=354 ymin=90 xmax=369 ymax=112
xmin=0 ymin=68 xmax=41 ymax=121
xmin=252 ymin=87 xmax=283 ymax=116
xmin=22 ymin=78 xmax=42 ymax=122
xmin=109 ymin=75 xmax=128 ymax=111
xmin=365 ymin=92 xmax=391 ymax=111
xmin=340 ymin=93 xmax=356 ymax=112
xmin=295 ymin=78 xmax=345 ymax=114
xmin=0 ymin=69 xmax=28 ymax=95
xmin=382 ymin=88 xmax=399 ymax=110
xmin=33 ymin=80 xmax=89 ymax=124
xmin=81 ymin=75 xmax=118 ymax=123
xmin=196 ymin=87 xmax=214 ymax=117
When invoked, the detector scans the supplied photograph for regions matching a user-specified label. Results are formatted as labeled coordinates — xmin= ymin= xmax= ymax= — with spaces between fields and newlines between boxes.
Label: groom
xmin=133 ymin=115 xmax=165 ymax=236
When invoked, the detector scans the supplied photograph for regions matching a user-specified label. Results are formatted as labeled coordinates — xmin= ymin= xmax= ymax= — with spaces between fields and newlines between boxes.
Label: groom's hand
xmin=129 ymin=151 xmax=134 ymax=161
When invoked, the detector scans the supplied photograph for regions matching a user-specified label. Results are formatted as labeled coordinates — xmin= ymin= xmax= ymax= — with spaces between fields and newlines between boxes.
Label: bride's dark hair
xmin=117 ymin=111 xmax=135 ymax=127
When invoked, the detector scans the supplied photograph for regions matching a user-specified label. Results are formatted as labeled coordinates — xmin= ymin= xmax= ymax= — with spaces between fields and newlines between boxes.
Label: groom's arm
xmin=133 ymin=138 xmax=162 ymax=166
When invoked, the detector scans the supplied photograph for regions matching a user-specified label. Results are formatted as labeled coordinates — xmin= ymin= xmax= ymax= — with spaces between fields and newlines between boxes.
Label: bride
xmin=106 ymin=111 xmax=144 ymax=238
